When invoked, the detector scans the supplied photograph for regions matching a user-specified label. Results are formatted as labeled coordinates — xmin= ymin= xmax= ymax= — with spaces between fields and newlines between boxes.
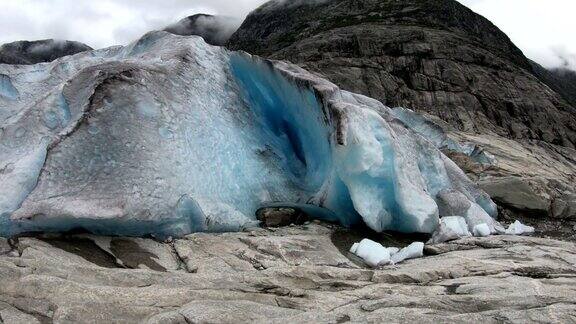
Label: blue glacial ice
xmin=0 ymin=32 xmax=497 ymax=238
xmin=0 ymin=74 xmax=19 ymax=100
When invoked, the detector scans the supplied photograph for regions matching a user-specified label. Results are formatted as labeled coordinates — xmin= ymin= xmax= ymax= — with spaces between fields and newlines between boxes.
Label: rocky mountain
xmin=164 ymin=14 xmax=242 ymax=46
xmin=1 ymin=2 xmax=576 ymax=322
xmin=228 ymin=0 xmax=576 ymax=149
xmin=531 ymin=63 xmax=576 ymax=108
xmin=0 ymin=39 xmax=92 ymax=65
xmin=228 ymin=0 xmax=576 ymax=222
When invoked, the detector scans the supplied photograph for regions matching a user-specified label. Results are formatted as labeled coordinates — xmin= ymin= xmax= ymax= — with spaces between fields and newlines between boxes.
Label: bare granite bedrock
xmin=1 ymin=223 xmax=575 ymax=323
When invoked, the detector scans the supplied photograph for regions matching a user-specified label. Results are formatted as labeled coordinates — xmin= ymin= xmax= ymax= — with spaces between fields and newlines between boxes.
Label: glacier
xmin=0 ymin=32 xmax=498 ymax=238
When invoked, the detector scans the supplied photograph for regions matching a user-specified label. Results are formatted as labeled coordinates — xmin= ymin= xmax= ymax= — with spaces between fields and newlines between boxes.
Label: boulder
xmin=435 ymin=189 xmax=502 ymax=234
xmin=256 ymin=208 xmax=308 ymax=227
xmin=436 ymin=190 xmax=472 ymax=217
xmin=551 ymin=193 xmax=576 ymax=219
xmin=479 ymin=177 xmax=551 ymax=215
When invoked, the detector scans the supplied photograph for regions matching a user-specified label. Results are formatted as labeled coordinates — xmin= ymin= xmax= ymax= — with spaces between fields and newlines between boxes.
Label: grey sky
xmin=0 ymin=0 xmax=574 ymax=70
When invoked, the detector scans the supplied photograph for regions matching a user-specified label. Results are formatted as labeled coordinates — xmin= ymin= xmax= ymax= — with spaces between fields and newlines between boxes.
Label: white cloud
xmin=0 ymin=0 xmax=266 ymax=48
xmin=457 ymin=0 xmax=576 ymax=70
xmin=0 ymin=0 xmax=574 ymax=70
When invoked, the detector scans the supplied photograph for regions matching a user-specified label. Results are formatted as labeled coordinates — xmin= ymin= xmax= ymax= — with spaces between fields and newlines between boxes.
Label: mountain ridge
xmin=228 ymin=0 xmax=576 ymax=149
xmin=0 ymin=39 xmax=92 ymax=65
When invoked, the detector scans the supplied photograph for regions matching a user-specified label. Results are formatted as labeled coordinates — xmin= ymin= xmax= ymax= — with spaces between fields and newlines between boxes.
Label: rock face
xmin=479 ymin=177 xmax=552 ymax=216
xmin=228 ymin=0 xmax=576 ymax=148
xmin=0 ymin=39 xmax=92 ymax=65
xmin=164 ymin=14 xmax=242 ymax=46
xmin=1 ymin=223 xmax=575 ymax=323
xmin=531 ymin=62 xmax=576 ymax=108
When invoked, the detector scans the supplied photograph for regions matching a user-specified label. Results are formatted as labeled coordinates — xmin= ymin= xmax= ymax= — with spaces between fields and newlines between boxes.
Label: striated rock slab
xmin=1 ymin=223 xmax=575 ymax=323
xmin=448 ymin=131 xmax=576 ymax=222
xmin=479 ymin=177 xmax=552 ymax=215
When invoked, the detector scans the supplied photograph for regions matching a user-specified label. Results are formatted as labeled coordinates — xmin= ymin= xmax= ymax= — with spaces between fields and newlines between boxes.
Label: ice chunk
xmin=505 ymin=220 xmax=535 ymax=235
xmin=350 ymin=240 xmax=421 ymax=266
xmin=352 ymin=239 xmax=391 ymax=267
xmin=350 ymin=243 xmax=359 ymax=254
xmin=442 ymin=216 xmax=471 ymax=236
xmin=473 ymin=223 xmax=491 ymax=237
xmin=391 ymin=242 xmax=425 ymax=264
xmin=428 ymin=216 xmax=471 ymax=244
xmin=387 ymin=247 xmax=400 ymax=255
xmin=436 ymin=189 xmax=502 ymax=234
xmin=465 ymin=203 xmax=505 ymax=234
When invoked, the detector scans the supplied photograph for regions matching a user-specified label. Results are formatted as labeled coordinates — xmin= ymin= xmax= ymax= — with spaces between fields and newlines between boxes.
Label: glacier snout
xmin=0 ymin=32 xmax=496 ymax=237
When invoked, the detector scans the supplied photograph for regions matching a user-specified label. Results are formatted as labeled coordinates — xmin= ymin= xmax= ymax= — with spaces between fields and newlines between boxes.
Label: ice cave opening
xmin=230 ymin=54 xmax=361 ymax=227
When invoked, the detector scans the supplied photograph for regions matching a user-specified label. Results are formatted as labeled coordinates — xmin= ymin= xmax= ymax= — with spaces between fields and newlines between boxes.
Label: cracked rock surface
xmin=1 ymin=223 xmax=575 ymax=323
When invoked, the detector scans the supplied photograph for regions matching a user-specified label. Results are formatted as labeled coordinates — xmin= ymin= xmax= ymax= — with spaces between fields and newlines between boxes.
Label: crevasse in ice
xmin=0 ymin=32 xmax=497 ymax=238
